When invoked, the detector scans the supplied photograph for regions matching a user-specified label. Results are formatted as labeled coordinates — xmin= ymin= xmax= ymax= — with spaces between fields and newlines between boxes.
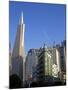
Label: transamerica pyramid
xmin=11 ymin=12 xmax=25 ymax=83
xmin=12 ymin=12 xmax=25 ymax=58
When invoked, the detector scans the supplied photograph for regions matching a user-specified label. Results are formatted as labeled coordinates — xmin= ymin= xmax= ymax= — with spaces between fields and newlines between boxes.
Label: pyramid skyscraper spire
xmin=12 ymin=11 xmax=25 ymax=57
xmin=19 ymin=11 xmax=24 ymax=24
xmin=12 ymin=12 xmax=25 ymax=82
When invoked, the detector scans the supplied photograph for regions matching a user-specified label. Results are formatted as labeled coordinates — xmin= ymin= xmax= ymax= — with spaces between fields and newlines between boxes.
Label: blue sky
xmin=9 ymin=1 xmax=66 ymax=53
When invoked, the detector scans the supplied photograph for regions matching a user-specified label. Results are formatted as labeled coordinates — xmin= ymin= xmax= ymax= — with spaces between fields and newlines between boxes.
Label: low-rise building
xmin=25 ymin=40 xmax=66 ymax=84
xmin=37 ymin=47 xmax=53 ymax=82
xmin=25 ymin=49 xmax=42 ymax=82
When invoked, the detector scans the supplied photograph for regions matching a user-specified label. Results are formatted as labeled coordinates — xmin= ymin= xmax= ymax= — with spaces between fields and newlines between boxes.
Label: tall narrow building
xmin=12 ymin=12 xmax=25 ymax=58
xmin=12 ymin=12 xmax=25 ymax=82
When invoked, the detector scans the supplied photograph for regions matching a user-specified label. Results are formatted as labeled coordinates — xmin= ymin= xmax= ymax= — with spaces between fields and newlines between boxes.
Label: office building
xmin=25 ymin=49 xmax=42 ymax=82
xmin=12 ymin=12 xmax=25 ymax=82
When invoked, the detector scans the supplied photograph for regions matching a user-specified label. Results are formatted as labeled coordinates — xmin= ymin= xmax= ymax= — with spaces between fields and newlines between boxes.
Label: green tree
xmin=9 ymin=74 xmax=22 ymax=88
